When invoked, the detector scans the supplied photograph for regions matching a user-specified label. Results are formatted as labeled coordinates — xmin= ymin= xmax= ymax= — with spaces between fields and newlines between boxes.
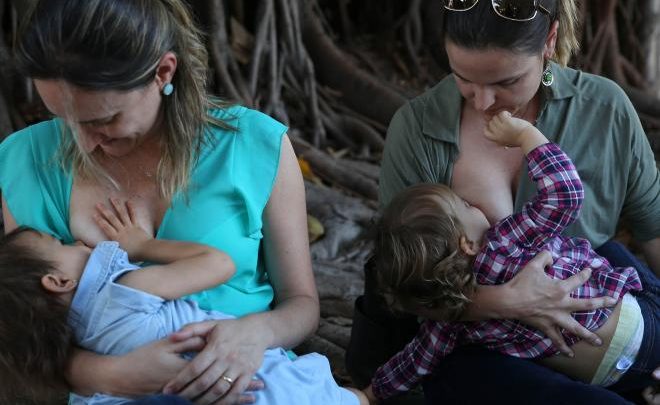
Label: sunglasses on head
xmin=444 ymin=0 xmax=550 ymax=21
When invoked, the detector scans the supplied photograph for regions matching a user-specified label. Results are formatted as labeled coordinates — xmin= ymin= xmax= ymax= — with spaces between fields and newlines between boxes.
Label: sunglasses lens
xmin=443 ymin=0 xmax=479 ymax=11
xmin=492 ymin=0 xmax=537 ymax=20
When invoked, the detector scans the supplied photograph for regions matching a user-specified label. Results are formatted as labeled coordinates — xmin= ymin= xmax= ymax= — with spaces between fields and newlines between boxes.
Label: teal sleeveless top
xmin=0 ymin=106 xmax=287 ymax=317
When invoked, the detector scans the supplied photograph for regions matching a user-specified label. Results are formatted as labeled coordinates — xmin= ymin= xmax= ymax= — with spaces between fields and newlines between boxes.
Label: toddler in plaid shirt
xmin=365 ymin=111 xmax=658 ymax=402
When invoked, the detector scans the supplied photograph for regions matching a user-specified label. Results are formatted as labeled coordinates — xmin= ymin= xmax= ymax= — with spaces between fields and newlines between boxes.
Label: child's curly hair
xmin=0 ymin=227 xmax=73 ymax=401
xmin=375 ymin=184 xmax=476 ymax=321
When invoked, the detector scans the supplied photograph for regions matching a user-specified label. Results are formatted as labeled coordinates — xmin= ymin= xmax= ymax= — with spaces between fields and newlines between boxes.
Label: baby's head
xmin=375 ymin=184 xmax=489 ymax=321
xmin=0 ymin=227 xmax=91 ymax=399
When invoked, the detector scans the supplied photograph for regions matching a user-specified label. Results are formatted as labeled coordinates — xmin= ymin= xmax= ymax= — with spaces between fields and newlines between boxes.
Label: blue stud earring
xmin=162 ymin=83 xmax=174 ymax=96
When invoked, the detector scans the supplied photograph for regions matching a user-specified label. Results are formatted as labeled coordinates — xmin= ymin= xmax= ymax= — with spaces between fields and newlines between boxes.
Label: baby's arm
xmin=94 ymin=198 xmax=235 ymax=300
xmin=369 ymin=321 xmax=457 ymax=400
xmin=484 ymin=111 xmax=548 ymax=153
xmin=483 ymin=112 xmax=584 ymax=247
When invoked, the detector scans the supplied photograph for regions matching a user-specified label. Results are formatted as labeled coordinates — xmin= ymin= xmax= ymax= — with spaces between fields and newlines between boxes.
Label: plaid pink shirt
xmin=371 ymin=143 xmax=643 ymax=400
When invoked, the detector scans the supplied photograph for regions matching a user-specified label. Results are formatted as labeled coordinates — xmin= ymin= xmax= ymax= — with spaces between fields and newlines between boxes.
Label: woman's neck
xmin=89 ymin=135 xmax=162 ymax=192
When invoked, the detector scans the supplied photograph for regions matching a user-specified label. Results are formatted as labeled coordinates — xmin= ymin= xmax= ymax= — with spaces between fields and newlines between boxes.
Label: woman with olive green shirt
xmin=381 ymin=62 xmax=660 ymax=250
xmin=371 ymin=63 xmax=660 ymax=404
xmin=349 ymin=0 xmax=659 ymax=403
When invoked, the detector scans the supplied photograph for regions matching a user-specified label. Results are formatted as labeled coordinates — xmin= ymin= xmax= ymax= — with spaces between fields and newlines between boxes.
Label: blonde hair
xmin=375 ymin=184 xmax=476 ymax=321
xmin=17 ymin=0 xmax=233 ymax=199
xmin=552 ymin=0 xmax=580 ymax=66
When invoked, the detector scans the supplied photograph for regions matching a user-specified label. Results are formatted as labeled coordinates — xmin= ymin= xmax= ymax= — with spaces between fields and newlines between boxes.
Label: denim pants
xmin=420 ymin=240 xmax=656 ymax=405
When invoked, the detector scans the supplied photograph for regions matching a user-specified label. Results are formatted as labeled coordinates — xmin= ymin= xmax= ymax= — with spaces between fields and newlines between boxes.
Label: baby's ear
xmin=41 ymin=273 xmax=77 ymax=294
xmin=459 ymin=236 xmax=479 ymax=256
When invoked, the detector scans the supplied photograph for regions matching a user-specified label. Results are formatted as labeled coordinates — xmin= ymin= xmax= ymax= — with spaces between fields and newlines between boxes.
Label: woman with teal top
xmin=0 ymin=0 xmax=319 ymax=403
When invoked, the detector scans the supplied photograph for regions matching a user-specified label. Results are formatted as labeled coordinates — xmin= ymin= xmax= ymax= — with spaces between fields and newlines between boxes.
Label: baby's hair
xmin=375 ymin=184 xmax=476 ymax=321
xmin=0 ymin=227 xmax=73 ymax=400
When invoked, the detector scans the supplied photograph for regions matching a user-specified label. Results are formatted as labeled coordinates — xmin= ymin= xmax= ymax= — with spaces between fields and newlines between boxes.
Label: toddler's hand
xmin=94 ymin=198 xmax=152 ymax=259
xmin=484 ymin=111 xmax=534 ymax=148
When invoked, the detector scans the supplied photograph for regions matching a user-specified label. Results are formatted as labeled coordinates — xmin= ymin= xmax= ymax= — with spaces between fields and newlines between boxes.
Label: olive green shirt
xmin=380 ymin=63 xmax=660 ymax=247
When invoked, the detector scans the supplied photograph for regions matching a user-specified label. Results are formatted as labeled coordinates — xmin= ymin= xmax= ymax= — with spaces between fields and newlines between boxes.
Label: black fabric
xmin=345 ymin=256 xmax=419 ymax=388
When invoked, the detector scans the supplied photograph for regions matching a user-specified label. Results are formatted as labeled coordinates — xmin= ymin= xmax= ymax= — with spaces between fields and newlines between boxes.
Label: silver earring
xmin=162 ymin=83 xmax=174 ymax=96
xmin=541 ymin=65 xmax=553 ymax=87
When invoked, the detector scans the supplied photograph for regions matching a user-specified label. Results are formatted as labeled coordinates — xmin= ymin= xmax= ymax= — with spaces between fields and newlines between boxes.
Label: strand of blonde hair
xmin=553 ymin=0 xmax=580 ymax=66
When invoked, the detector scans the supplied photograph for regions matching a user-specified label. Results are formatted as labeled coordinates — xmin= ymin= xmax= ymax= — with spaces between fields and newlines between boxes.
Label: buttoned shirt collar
xmin=421 ymin=61 xmax=578 ymax=143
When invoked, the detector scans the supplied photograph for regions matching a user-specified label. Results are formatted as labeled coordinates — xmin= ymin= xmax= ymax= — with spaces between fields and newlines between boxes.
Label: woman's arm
xmin=460 ymin=251 xmax=617 ymax=356
xmin=257 ymin=135 xmax=320 ymax=348
xmin=163 ymin=135 xmax=319 ymax=404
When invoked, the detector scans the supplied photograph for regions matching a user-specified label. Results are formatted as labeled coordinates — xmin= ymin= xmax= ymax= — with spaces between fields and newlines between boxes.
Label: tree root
xmin=291 ymin=136 xmax=378 ymax=201
xmin=301 ymin=1 xmax=407 ymax=127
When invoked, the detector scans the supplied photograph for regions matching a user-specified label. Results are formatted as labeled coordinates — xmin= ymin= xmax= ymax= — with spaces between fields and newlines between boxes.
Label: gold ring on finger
xmin=220 ymin=375 xmax=234 ymax=385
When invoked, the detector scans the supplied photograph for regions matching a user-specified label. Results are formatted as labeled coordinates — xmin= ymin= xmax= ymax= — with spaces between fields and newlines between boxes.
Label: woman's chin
xmin=98 ymin=146 xmax=127 ymax=158
xmin=99 ymin=139 xmax=139 ymax=157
